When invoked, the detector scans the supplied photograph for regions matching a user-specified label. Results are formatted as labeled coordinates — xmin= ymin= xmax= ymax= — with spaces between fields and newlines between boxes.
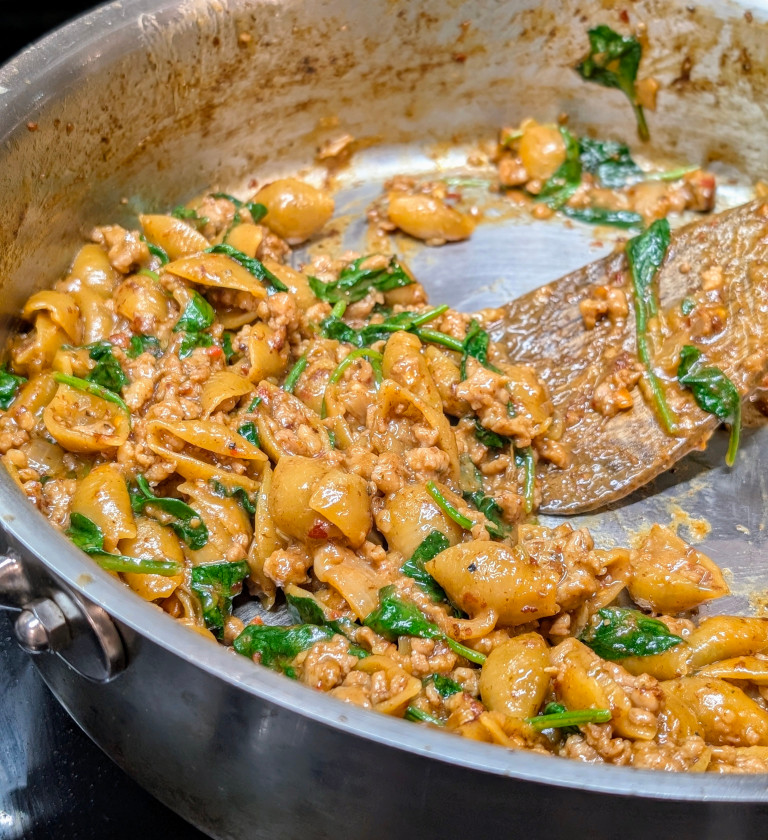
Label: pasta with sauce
xmin=0 ymin=123 xmax=765 ymax=776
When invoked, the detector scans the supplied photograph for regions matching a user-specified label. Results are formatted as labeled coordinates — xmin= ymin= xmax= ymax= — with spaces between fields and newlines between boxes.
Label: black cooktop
xmin=0 ymin=5 xmax=205 ymax=838
xmin=0 ymin=613 xmax=206 ymax=839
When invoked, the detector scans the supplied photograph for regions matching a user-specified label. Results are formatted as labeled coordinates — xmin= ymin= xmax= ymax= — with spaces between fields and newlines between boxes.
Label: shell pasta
xmin=1 ymin=168 xmax=766 ymax=776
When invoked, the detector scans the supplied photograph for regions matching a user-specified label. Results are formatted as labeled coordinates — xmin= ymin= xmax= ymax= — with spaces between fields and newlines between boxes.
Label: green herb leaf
xmin=140 ymin=234 xmax=170 ymax=266
xmin=205 ymin=243 xmax=288 ymax=293
xmin=575 ymin=25 xmax=649 ymax=141
xmin=364 ymin=585 xmax=486 ymax=665
xmin=519 ymin=445 xmax=536 ymax=516
xmin=233 ymin=623 xmax=336 ymax=672
xmin=190 ymin=560 xmax=249 ymax=635
xmin=401 ymin=531 xmax=451 ymax=602
xmin=284 ymin=589 xmax=362 ymax=645
xmin=222 ymin=332 xmax=236 ymax=362
xmin=537 ymin=127 xmax=582 ymax=210
xmin=209 ymin=194 xmax=267 ymax=225
xmin=562 ymin=206 xmax=644 ymax=229
xmin=127 ymin=335 xmax=163 ymax=359
xmin=459 ymin=319 xmax=498 ymax=379
xmin=474 ymin=419 xmax=510 ymax=449
xmin=426 ymin=481 xmax=475 ymax=531
xmin=527 ymin=706 xmax=612 ymax=731
xmin=90 ymin=552 xmax=183 ymax=576
xmin=237 ymin=421 xmax=259 ymax=447
xmin=52 ymin=372 xmax=130 ymax=417
xmin=462 ymin=490 xmax=510 ymax=539
xmin=321 ymin=348 xmax=383 ymax=418
xmin=130 ymin=474 xmax=209 ymax=549
xmin=0 ymin=367 xmax=26 ymax=410
xmin=283 ymin=354 xmax=308 ymax=393
xmin=579 ymin=606 xmax=684 ymax=660
xmin=308 ymin=255 xmax=413 ymax=304
xmin=404 ymin=706 xmax=444 ymax=726
xmin=211 ymin=479 xmax=257 ymax=516
xmin=430 ymin=673 xmax=463 ymax=698
xmin=625 ymin=219 xmax=678 ymax=435
xmin=67 ymin=511 xmax=105 ymax=553
xmin=67 ymin=512 xmax=181 ymax=575
xmin=172 ymin=205 xmax=209 ymax=229
xmin=174 ymin=291 xmax=215 ymax=333
xmin=364 ymin=585 xmax=441 ymax=641
xmin=680 ymin=297 xmax=696 ymax=316
xmin=85 ymin=342 xmax=129 ymax=393
xmin=245 ymin=202 xmax=268 ymax=223
xmin=578 ymin=136 xmax=642 ymax=188
xmin=177 ymin=332 xmax=214 ymax=359
xmin=678 ymin=345 xmax=741 ymax=465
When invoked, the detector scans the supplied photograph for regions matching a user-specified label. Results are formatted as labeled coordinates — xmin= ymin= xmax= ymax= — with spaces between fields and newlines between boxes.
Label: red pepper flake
xmin=206 ymin=345 xmax=223 ymax=358
xmin=308 ymin=520 xmax=330 ymax=539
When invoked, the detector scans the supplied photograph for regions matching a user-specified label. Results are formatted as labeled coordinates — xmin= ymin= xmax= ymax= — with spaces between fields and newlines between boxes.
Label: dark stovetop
xmin=0 ymin=5 xmax=204 ymax=838
xmin=0 ymin=612 xmax=206 ymax=840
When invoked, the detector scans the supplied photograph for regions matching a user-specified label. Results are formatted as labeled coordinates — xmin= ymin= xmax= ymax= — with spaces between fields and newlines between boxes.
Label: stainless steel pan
xmin=3 ymin=1 xmax=768 ymax=837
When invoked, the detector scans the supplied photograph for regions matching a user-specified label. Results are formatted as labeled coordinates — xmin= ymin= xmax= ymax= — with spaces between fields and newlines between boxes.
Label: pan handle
xmin=0 ymin=551 xmax=126 ymax=683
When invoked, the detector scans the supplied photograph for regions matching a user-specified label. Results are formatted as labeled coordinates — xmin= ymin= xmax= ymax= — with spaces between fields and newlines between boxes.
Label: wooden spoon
xmin=488 ymin=199 xmax=768 ymax=514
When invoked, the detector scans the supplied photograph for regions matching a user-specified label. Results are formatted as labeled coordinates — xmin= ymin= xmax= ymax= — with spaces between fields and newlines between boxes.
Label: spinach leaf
xmin=400 ymin=531 xmax=450 ymax=602
xmin=130 ymin=474 xmax=209 ymax=549
xmin=284 ymin=590 xmax=364 ymax=649
xmin=0 ymin=367 xmax=26 ymax=410
xmin=474 ymin=419 xmax=509 ymax=449
xmin=308 ymin=255 xmax=412 ymax=304
xmin=364 ymin=585 xmax=443 ymax=640
xmin=127 ymin=334 xmax=163 ymax=359
xmin=283 ymin=354 xmax=308 ymax=393
xmin=527 ymin=705 xmax=612 ymax=731
xmin=237 ymin=421 xmax=259 ymax=447
xmin=580 ymin=606 xmax=684 ymax=660
xmin=320 ymin=305 xmax=448 ymax=349
xmin=233 ymin=623 xmax=336 ymax=672
xmin=211 ymin=479 xmax=257 ymax=516
xmin=86 ymin=342 xmax=129 ymax=393
xmin=462 ymin=491 xmax=510 ymax=539
xmin=364 ymin=585 xmax=485 ymax=665
xmin=517 ymin=445 xmax=536 ymax=516
xmin=430 ymin=673 xmax=463 ymax=698
xmin=66 ymin=512 xmax=182 ymax=575
xmin=578 ymin=136 xmax=642 ymax=188
xmin=222 ymin=332 xmax=236 ymax=362
xmin=205 ymin=243 xmax=288 ymax=293
xmin=426 ymin=481 xmax=475 ymax=531
xmin=404 ymin=707 xmax=444 ymax=726
xmin=562 ymin=206 xmax=643 ymax=229
xmin=67 ymin=511 xmax=105 ymax=553
xmin=174 ymin=291 xmax=215 ymax=333
xmin=209 ymin=193 xmax=268 ymax=225
xmin=246 ymin=202 xmax=268 ymax=223
xmin=172 ymin=206 xmax=209 ymax=229
xmin=52 ymin=371 xmax=130 ymax=417
xmin=320 ymin=310 xmax=363 ymax=346
xmin=190 ymin=560 xmax=249 ymax=635
xmin=575 ymin=25 xmax=649 ymax=141
xmin=537 ymin=127 xmax=582 ymax=210
xmin=678 ymin=345 xmax=741 ymax=465
xmin=321 ymin=348 xmax=383 ymax=418
xmin=178 ymin=332 xmax=214 ymax=359
xmin=625 ymin=219 xmax=678 ymax=434
xmin=459 ymin=319 xmax=498 ymax=379
xmin=140 ymin=235 xmax=170 ymax=266
xmin=535 ymin=701 xmax=580 ymax=735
